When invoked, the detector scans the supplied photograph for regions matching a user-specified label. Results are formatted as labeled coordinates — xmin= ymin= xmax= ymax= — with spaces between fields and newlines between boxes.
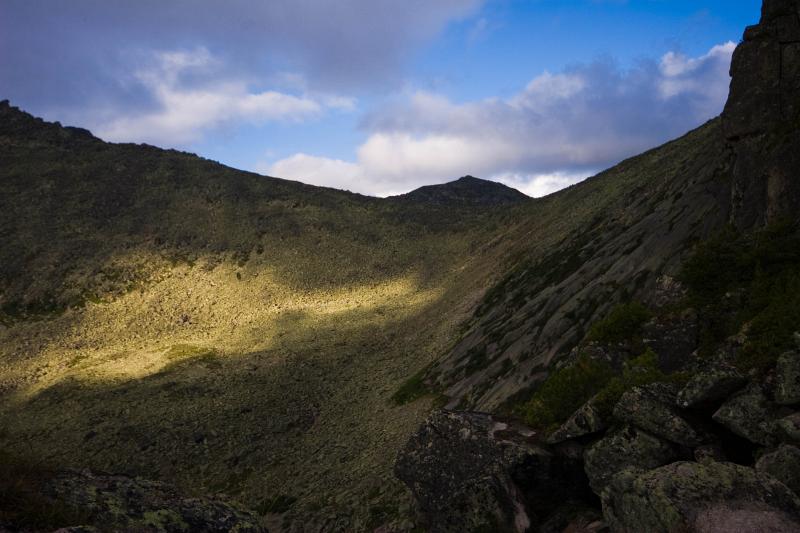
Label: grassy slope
xmin=0 ymin=104 xmax=515 ymax=529
xmin=0 ymin=103 xmax=729 ymax=529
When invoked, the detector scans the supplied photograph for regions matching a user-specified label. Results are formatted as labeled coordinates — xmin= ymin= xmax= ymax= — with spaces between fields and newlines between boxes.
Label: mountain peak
xmin=391 ymin=176 xmax=529 ymax=206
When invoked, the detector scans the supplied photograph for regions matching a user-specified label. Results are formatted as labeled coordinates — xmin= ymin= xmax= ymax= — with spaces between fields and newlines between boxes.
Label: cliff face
xmin=724 ymin=0 xmax=800 ymax=227
xmin=426 ymin=0 xmax=800 ymax=412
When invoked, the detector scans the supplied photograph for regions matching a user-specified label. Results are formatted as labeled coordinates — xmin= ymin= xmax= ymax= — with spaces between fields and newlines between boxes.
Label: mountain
xmin=391 ymin=176 xmax=530 ymax=206
xmin=1 ymin=1 xmax=799 ymax=531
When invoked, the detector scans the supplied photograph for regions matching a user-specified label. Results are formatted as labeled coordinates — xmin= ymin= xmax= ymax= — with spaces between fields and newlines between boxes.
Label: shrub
xmin=586 ymin=302 xmax=651 ymax=344
xmin=519 ymin=355 xmax=615 ymax=432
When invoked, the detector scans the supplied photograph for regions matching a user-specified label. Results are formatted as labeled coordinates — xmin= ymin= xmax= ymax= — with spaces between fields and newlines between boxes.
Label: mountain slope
xmin=390 ymin=175 xmax=530 ymax=206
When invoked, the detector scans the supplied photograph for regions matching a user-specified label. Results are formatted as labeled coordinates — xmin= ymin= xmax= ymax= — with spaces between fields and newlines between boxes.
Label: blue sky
xmin=1 ymin=0 xmax=761 ymax=196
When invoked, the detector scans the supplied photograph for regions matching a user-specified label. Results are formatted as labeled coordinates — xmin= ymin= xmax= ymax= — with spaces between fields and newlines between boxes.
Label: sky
xmin=1 ymin=0 xmax=762 ymax=197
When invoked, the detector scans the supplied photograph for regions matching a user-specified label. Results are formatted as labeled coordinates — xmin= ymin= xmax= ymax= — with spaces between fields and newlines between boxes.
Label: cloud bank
xmin=265 ymin=42 xmax=735 ymax=197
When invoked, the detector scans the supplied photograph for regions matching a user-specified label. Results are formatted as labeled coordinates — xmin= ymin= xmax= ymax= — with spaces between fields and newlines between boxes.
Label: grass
xmin=256 ymin=494 xmax=298 ymax=515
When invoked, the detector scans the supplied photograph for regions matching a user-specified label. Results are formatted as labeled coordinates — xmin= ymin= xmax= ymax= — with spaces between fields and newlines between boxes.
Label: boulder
xmin=712 ymin=384 xmax=779 ymax=446
xmin=756 ymin=444 xmax=800 ymax=495
xmin=613 ymin=383 xmax=710 ymax=447
xmin=394 ymin=410 xmax=589 ymax=533
xmin=777 ymin=412 xmax=800 ymax=442
xmin=546 ymin=395 xmax=606 ymax=445
xmin=583 ymin=425 xmax=680 ymax=495
xmin=45 ymin=469 xmax=265 ymax=532
xmin=676 ymin=365 xmax=747 ymax=408
xmin=775 ymin=351 xmax=800 ymax=405
xmin=602 ymin=461 xmax=800 ymax=533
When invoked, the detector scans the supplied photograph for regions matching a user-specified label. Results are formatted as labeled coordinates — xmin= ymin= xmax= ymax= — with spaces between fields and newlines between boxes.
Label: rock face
xmin=602 ymin=461 xmax=800 ymax=533
xmin=394 ymin=410 xmax=590 ymax=533
xmin=44 ymin=469 xmax=265 ymax=532
xmin=723 ymin=0 xmax=800 ymax=228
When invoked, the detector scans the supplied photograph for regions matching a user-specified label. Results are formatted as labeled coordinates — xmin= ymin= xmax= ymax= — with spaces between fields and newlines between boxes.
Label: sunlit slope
xmin=0 ymin=102 xmax=509 ymax=527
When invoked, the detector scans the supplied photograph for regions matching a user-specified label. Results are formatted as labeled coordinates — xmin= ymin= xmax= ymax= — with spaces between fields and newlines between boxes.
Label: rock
xmin=756 ymin=444 xmax=800 ymax=495
xmin=546 ymin=395 xmax=606 ymax=445
xmin=712 ymin=384 xmax=779 ymax=446
xmin=538 ymin=504 xmax=605 ymax=533
xmin=394 ymin=410 xmax=590 ymax=532
xmin=642 ymin=309 xmax=699 ymax=372
xmin=723 ymin=0 xmax=800 ymax=227
xmin=613 ymin=383 xmax=710 ymax=447
xmin=583 ymin=425 xmax=680 ymax=495
xmin=602 ymin=461 xmax=800 ymax=533
xmin=45 ymin=469 xmax=265 ymax=532
xmin=677 ymin=365 xmax=747 ymax=408
xmin=775 ymin=351 xmax=800 ymax=405
xmin=778 ymin=412 xmax=800 ymax=441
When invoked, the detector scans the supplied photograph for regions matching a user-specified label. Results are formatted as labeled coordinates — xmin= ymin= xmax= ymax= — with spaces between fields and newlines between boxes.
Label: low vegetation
xmin=585 ymin=302 xmax=651 ymax=344
xmin=680 ymin=220 xmax=800 ymax=371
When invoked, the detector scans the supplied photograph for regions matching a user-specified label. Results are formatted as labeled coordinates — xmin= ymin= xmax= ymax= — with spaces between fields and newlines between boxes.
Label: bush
xmin=519 ymin=355 xmax=615 ymax=432
xmin=586 ymin=302 xmax=651 ymax=344
xmin=679 ymin=221 xmax=800 ymax=369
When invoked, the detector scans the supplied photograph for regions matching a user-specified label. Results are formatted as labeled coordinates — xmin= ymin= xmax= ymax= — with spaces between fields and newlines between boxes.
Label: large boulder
xmin=756 ymin=444 xmax=800 ymax=495
xmin=613 ymin=383 xmax=710 ymax=447
xmin=712 ymin=384 xmax=779 ymax=446
xmin=45 ymin=469 xmax=265 ymax=532
xmin=602 ymin=461 xmax=800 ymax=533
xmin=394 ymin=410 xmax=589 ymax=533
xmin=775 ymin=351 xmax=800 ymax=405
xmin=583 ymin=425 xmax=680 ymax=495
xmin=677 ymin=365 xmax=747 ymax=409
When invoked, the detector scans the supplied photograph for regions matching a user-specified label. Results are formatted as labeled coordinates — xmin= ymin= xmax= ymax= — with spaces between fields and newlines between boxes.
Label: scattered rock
xmin=602 ymin=461 xmax=800 ymax=533
xmin=756 ymin=444 xmax=800 ymax=495
xmin=547 ymin=395 xmax=606 ymax=445
xmin=775 ymin=351 xmax=800 ymax=405
xmin=394 ymin=410 xmax=589 ymax=532
xmin=613 ymin=383 xmax=709 ymax=447
xmin=45 ymin=469 xmax=265 ymax=532
xmin=694 ymin=444 xmax=727 ymax=463
xmin=583 ymin=425 xmax=680 ymax=495
xmin=712 ymin=384 xmax=778 ymax=446
xmin=677 ymin=365 xmax=747 ymax=409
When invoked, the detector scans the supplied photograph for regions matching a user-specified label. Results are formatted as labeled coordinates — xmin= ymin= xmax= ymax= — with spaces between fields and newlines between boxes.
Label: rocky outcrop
xmin=723 ymin=0 xmax=800 ymax=228
xmin=394 ymin=410 xmax=591 ymax=533
xmin=43 ymin=469 xmax=265 ymax=532
xmin=602 ymin=461 xmax=800 ymax=533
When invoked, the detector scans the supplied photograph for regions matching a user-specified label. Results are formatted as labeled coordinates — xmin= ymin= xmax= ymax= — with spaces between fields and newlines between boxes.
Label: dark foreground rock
xmin=602 ymin=461 xmax=800 ymax=533
xmin=395 ymin=409 xmax=592 ymax=533
xmin=45 ymin=469 xmax=265 ymax=532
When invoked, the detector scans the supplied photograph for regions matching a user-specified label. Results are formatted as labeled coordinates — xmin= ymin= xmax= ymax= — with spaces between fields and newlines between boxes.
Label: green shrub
xmin=586 ymin=302 xmax=651 ymax=344
xmin=518 ymin=355 xmax=615 ymax=432
xmin=255 ymin=494 xmax=297 ymax=515
xmin=391 ymin=371 xmax=432 ymax=405
xmin=679 ymin=221 xmax=800 ymax=369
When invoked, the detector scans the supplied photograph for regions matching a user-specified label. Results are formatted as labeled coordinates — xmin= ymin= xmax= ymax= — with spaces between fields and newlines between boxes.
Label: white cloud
xmin=93 ymin=48 xmax=353 ymax=146
xmin=265 ymin=41 xmax=735 ymax=197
